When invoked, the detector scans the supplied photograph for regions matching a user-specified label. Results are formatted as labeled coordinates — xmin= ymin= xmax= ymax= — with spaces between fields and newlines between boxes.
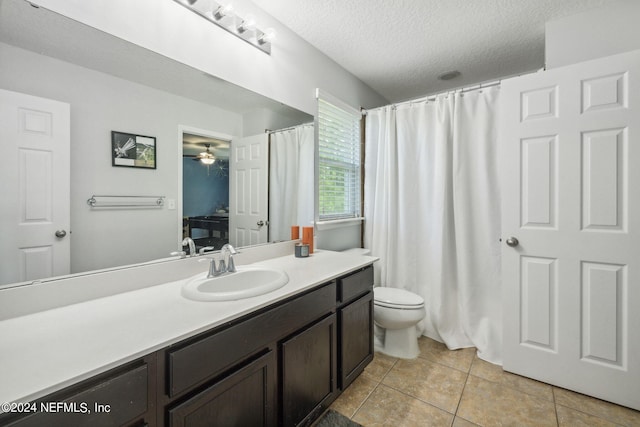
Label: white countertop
xmin=0 ymin=250 xmax=376 ymax=406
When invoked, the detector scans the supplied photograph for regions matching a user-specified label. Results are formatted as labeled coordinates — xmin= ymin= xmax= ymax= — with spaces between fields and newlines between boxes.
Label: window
xmin=316 ymin=90 xmax=362 ymax=221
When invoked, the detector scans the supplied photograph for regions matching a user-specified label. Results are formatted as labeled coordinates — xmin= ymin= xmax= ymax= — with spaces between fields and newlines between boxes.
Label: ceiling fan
xmin=191 ymin=144 xmax=216 ymax=164
xmin=183 ymin=140 xmax=229 ymax=177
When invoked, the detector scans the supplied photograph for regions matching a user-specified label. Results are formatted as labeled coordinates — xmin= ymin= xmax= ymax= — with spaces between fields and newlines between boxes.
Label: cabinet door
xmin=168 ymin=351 xmax=277 ymax=427
xmin=281 ymin=314 xmax=337 ymax=427
xmin=1 ymin=363 xmax=149 ymax=427
xmin=339 ymin=291 xmax=373 ymax=389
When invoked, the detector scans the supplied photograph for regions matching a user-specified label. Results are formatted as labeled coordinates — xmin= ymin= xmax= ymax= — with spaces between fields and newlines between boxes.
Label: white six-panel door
xmin=229 ymin=133 xmax=268 ymax=247
xmin=0 ymin=89 xmax=70 ymax=286
xmin=501 ymin=49 xmax=640 ymax=410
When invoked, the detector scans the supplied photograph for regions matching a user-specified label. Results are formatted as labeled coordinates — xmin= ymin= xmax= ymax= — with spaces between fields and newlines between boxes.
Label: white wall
xmin=316 ymin=224 xmax=362 ymax=252
xmin=26 ymin=0 xmax=388 ymax=252
xmin=0 ymin=42 xmax=244 ymax=273
xmin=545 ymin=1 xmax=640 ymax=69
xmin=243 ymin=107 xmax=312 ymax=136
xmin=28 ymin=0 xmax=388 ymax=116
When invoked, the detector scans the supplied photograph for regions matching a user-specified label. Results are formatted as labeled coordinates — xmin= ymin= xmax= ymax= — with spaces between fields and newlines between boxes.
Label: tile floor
xmin=330 ymin=337 xmax=640 ymax=427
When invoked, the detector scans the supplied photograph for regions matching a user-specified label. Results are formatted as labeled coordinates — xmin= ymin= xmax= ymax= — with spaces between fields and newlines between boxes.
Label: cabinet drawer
xmin=168 ymin=351 xmax=276 ymax=427
xmin=168 ymin=282 xmax=336 ymax=397
xmin=2 ymin=363 xmax=148 ymax=427
xmin=337 ymin=265 xmax=373 ymax=304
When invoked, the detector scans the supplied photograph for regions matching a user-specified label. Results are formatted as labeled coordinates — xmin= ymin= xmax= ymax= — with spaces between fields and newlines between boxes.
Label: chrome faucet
xmin=202 ymin=244 xmax=238 ymax=278
xmin=182 ymin=237 xmax=196 ymax=257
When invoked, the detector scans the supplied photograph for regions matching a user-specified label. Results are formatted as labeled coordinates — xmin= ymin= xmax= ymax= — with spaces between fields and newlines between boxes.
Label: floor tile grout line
xmin=357 ymin=350 xmax=639 ymax=426
xmin=379 ymin=381 xmax=459 ymax=416
xmin=465 ymin=371 xmax=554 ymax=404
xmin=552 ymin=386 xmax=560 ymax=427
xmin=348 ymin=382 xmax=380 ymax=421
xmin=349 ymin=357 xmax=399 ymax=421
xmin=451 ymin=369 xmax=470 ymax=425
xmin=380 ymin=351 xmax=470 ymax=417
xmin=416 ymin=347 xmax=476 ymax=375
xmin=554 ymin=402 xmax=633 ymax=427
xmin=376 ymin=357 xmax=398 ymax=383
xmin=552 ymin=385 xmax=640 ymax=425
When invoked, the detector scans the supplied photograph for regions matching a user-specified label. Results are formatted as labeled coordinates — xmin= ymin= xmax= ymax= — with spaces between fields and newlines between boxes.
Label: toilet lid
xmin=374 ymin=287 xmax=424 ymax=309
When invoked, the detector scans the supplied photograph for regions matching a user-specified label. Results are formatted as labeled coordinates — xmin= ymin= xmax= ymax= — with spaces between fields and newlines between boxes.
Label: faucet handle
xmin=226 ymin=255 xmax=236 ymax=273
xmin=217 ymin=259 xmax=227 ymax=274
xmin=200 ymin=257 xmax=220 ymax=278
xmin=198 ymin=246 xmax=215 ymax=255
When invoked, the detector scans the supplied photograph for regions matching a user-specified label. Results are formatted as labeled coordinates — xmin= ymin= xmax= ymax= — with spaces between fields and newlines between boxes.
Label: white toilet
xmin=341 ymin=247 xmax=426 ymax=359
xmin=373 ymin=287 xmax=425 ymax=359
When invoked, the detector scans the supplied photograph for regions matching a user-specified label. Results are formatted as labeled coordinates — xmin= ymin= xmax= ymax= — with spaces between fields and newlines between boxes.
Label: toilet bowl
xmin=373 ymin=287 xmax=425 ymax=359
xmin=339 ymin=248 xmax=425 ymax=359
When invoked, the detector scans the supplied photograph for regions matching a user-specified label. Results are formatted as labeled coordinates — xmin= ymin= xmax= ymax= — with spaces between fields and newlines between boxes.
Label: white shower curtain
xmin=269 ymin=124 xmax=315 ymax=242
xmin=364 ymin=87 xmax=502 ymax=364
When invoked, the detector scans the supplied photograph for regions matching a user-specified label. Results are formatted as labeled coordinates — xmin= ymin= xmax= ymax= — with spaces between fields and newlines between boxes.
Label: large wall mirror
xmin=0 ymin=0 xmax=314 ymax=287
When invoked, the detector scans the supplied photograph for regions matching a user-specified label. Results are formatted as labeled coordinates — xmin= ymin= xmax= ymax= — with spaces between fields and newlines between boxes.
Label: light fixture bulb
xmin=258 ymin=27 xmax=276 ymax=45
xmin=213 ymin=3 xmax=233 ymax=20
xmin=237 ymin=14 xmax=256 ymax=33
xmin=200 ymin=157 xmax=215 ymax=165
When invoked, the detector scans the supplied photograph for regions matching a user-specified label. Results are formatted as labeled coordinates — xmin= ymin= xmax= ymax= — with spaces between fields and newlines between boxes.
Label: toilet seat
xmin=374 ymin=287 xmax=424 ymax=309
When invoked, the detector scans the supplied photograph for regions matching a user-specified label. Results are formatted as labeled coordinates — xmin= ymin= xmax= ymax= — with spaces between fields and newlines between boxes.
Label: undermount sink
xmin=181 ymin=266 xmax=289 ymax=302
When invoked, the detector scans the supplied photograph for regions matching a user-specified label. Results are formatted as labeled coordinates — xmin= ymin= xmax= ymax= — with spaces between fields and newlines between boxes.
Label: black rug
xmin=314 ymin=409 xmax=362 ymax=427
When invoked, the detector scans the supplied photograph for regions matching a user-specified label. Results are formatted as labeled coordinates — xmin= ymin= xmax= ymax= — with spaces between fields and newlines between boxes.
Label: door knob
xmin=506 ymin=237 xmax=519 ymax=247
xmin=55 ymin=230 xmax=67 ymax=238
xmin=257 ymin=220 xmax=265 ymax=227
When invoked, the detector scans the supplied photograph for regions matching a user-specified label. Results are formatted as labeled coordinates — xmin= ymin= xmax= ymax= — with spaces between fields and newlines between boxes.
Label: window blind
xmin=317 ymin=96 xmax=361 ymax=221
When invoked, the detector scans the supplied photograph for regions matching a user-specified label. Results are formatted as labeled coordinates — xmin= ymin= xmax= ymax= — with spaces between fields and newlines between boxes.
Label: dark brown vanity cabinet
xmin=1 ymin=264 xmax=374 ymax=427
xmin=0 ymin=356 xmax=155 ymax=427
xmin=338 ymin=291 xmax=374 ymax=389
xmin=168 ymin=351 xmax=277 ymax=427
xmin=337 ymin=266 xmax=375 ymax=389
xmin=281 ymin=314 xmax=337 ymax=427
xmin=162 ymin=265 xmax=374 ymax=427
xmin=162 ymin=282 xmax=337 ymax=427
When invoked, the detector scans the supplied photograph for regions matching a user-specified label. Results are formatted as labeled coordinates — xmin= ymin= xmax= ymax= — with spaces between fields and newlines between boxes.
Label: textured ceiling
xmin=252 ymin=0 xmax=615 ymax=103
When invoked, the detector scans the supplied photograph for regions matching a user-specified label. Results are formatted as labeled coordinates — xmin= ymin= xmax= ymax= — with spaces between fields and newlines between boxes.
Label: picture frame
xmin=111 ymin=131 xmax=156 ymax=169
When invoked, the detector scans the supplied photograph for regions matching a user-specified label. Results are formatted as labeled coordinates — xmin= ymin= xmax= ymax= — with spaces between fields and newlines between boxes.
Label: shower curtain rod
xmin=363 ymin=68 xmax=543 ymax=114
xmin=265 ymin=122 xmax=314 ymax=134
xmin=363 ymin=80 xmax=501 ymax=114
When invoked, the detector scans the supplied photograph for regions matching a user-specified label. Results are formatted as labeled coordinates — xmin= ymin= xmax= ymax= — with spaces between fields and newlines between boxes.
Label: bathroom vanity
xmin=0 ymin=248 xmax=375 ymax=427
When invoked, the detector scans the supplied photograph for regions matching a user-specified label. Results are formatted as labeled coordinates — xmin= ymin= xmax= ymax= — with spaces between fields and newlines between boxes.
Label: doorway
xmin=179 ymin=126 xmax=231 ymax=252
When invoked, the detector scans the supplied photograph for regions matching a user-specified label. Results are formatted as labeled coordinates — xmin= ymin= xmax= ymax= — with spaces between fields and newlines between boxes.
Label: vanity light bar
xmin=174 ymin=0 xmax=273 ymax=55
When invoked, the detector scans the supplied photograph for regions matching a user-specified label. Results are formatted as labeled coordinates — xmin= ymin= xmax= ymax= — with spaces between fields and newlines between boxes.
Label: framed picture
xmin=111 ymin=131 xmax=156 ymax=169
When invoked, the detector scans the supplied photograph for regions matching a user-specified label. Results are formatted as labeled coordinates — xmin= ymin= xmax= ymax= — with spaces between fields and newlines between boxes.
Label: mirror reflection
xmin=268 ymin=123 xmax=315 ymax=242
xmin=182 ymin=133 xmax=230 ymax=250
xmin=0 ymin=0 xmax=314 ymax=287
